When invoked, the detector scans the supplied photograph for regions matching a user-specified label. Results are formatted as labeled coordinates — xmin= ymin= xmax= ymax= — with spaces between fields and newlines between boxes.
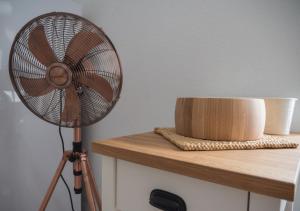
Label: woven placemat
xmin=154 ymin=128 xmax=298 ymax=151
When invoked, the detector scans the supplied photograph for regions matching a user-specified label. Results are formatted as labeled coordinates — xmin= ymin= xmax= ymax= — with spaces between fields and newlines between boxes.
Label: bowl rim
xmin=263 ymin=97 xmax=298 ymax=101
xmin=176 ymin=97 xmax=264 ymax=101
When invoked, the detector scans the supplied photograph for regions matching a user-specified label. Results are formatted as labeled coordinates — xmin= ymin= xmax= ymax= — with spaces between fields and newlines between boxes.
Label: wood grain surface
xmin=92 ymin=132 xmax=300 ymax=201
xmin=175 ymin=98 xmax=266 ymax=141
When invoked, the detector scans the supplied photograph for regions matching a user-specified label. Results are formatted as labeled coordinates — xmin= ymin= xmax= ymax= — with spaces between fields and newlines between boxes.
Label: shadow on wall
xmin=0 ymin=1 xmax=82 ymax=210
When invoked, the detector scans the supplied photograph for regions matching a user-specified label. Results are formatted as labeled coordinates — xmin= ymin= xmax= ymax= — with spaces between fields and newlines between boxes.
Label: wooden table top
xmin=92 ymin=132 xmax=300 ymax=201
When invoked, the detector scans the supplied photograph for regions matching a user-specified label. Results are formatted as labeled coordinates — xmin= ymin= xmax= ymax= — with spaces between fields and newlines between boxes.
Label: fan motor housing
xmin=46 ymin=63 xmax=72 ymax=89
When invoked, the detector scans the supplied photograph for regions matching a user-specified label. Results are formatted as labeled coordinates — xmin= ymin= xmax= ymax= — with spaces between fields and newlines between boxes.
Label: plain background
xmin=82 ymin=0 xmax=300 ymax=210
xmin=1 ymin=0 xmax=300 ymax=210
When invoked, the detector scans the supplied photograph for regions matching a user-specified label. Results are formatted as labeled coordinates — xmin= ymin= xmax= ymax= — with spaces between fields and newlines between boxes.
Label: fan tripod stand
xmin=39 ymin=128 xmax=102 ymax=211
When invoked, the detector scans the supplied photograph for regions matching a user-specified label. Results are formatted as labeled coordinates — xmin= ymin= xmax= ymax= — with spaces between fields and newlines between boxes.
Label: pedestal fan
xmin=9 ymin=12 xmax=122 ymax=211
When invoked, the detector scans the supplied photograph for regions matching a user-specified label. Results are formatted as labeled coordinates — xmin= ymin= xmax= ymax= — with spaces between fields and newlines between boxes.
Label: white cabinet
xmin=101 ymin=156 xmax=292 ymax=211
xmin=116 ymin=159 xmax=247 ymax=211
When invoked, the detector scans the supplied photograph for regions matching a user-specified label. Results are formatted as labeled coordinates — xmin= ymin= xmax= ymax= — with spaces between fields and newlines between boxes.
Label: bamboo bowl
xmin=175 ymin=98 xmax=266 ymax=141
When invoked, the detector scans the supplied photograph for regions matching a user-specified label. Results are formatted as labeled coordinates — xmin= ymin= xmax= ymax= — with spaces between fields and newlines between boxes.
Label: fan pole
xmin=73 ymin=127 xmax=83 ymax=194
xmin=39 ymin=127 xmax=102 ymax=211
xmin=73 ymin=127 xmax=102 ymax=211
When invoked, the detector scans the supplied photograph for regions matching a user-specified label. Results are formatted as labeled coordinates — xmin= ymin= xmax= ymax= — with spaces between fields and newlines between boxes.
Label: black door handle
xmin=149 ymin=189 xmax=186 ymax=211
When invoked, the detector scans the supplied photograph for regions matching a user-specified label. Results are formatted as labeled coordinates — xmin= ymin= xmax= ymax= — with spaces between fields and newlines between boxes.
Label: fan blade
xmin=78 ymin=59 xmax=114 ymax=102
xmin=61 ymin=85 xmax=80 ymax=122
xmin=28 ymin=25 xmax=57 ymax=66
xmin=20 ymin=77 xmax=54 ymax=96
xmin=77 ymin=73 xmax=113 ymax=102
xmin=64 ymin=31 xmax=103 ymax=65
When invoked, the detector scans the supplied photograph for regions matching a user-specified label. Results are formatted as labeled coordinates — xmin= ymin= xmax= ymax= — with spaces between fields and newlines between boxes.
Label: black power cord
xmin=59 ymin=90 xmax=75 ymax=211
xmin=247 ymin=192 xmax=250 ymax=211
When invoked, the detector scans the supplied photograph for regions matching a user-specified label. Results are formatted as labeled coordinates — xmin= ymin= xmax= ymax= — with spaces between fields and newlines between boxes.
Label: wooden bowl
xmin=175 ymin=98 xmax=266 ymax=141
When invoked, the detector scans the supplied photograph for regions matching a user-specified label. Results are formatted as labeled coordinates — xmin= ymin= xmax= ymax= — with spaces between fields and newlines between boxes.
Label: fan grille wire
xmin=9 ymin=12 xmax=122 ymax=128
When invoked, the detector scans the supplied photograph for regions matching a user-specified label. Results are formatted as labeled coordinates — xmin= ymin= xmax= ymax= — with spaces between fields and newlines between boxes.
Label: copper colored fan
xmin=9 ymin=12 xmax=122 ymax=211
xmin=10 ymin=12 xmax=122 ymax=128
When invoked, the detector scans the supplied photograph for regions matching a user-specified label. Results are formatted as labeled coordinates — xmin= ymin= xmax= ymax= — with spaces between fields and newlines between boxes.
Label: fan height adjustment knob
xmin=46 ymin=63 xmax=72 ymax=88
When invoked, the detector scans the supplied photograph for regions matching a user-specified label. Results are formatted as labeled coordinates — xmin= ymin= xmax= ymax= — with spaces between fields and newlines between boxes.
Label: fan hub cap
xmin=46 ymin=63 xmax=72 ymax=88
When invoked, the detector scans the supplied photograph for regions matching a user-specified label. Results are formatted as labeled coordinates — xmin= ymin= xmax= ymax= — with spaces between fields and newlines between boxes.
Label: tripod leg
xmin=81 ymin=154 xmax=97 ymax=211
xmin=39 ymin=151 xmax=71 ymax=211
xmin=86 ymin=157 xmax=102 ymax=211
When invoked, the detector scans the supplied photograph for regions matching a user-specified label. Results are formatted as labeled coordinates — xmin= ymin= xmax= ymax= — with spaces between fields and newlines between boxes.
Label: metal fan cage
xmin=9 ymin=12 xmax=122 ymax=128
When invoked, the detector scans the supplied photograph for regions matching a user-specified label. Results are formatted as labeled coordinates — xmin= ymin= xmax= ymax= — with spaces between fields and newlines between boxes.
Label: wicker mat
xmin=154 ymin=128 xmax=298 ymax=151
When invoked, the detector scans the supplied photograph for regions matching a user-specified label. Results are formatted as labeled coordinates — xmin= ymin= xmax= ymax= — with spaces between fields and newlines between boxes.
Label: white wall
xmin=82 ymin=0 xmax=300 ymax=210
xmin=0 ymin=1 xmax=82 ymax=210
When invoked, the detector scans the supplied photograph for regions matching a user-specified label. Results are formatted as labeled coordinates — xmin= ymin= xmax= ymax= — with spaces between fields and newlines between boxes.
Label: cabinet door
xmin=116 ymin=160 xmax=248 ymax=211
